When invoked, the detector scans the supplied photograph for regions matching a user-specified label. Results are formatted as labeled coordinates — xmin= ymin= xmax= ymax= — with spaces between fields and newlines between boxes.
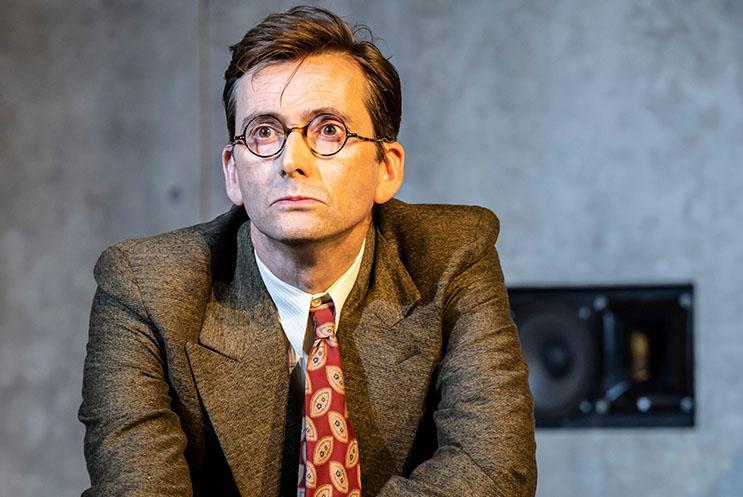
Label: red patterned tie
xmin=298 ymin=294 xmax=362 ymax=497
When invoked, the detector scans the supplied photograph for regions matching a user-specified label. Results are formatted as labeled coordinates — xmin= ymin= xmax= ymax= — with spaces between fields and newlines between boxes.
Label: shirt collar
xmin=255 ymin=238 xmax=366 ymax=328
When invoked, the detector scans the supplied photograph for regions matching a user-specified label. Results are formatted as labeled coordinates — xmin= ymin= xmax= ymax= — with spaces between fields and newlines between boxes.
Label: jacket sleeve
xmin=378 ymin=210 xmax=537 ymax=497
xmin=78 ymin=245 xmax=193 ymax=497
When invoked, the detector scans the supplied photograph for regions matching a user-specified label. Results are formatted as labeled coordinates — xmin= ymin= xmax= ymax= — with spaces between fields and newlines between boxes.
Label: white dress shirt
xmin=254 ymin=239 xmax=366 ymax=372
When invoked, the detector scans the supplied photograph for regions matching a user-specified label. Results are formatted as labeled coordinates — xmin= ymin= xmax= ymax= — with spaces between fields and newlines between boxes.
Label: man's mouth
xmin=272 ymin=196 xmax=323 ymax=206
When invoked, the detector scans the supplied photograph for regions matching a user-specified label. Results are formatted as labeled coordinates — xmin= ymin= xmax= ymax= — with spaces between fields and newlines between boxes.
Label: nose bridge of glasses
xmin=280 ymin=123 xmax=315 ymax=160
xmin=283 ymin=123 xmax=312 ymax=150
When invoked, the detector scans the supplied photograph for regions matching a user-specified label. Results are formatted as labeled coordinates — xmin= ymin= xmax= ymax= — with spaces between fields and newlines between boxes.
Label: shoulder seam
xmin=109 ymin=244 xmax=155 ymax=326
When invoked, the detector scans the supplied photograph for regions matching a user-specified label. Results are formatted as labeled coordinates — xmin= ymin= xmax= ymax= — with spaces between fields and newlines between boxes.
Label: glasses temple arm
xmin=346 ymin=132 xmax=395 ymax=143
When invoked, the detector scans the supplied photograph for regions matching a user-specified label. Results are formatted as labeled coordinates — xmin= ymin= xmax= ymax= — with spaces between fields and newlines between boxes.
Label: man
xmin=79 ymin=6 xmax=536 ymax=497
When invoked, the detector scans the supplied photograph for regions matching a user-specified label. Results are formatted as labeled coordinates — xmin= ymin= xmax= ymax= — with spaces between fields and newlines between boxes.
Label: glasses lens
xmin=245 ymin=116 xmax=285 ymax=157
xmin=307 ymin=114 xmax=347 ymax=156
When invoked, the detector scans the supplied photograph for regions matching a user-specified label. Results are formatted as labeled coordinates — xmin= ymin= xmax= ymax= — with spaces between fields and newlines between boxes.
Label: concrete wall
xmin=2 ymin=1 xmax=741 ymax=495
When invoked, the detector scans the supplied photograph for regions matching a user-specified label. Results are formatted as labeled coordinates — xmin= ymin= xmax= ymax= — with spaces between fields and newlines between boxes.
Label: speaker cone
xmin=519 ymin=303 xmax=596 ymax=417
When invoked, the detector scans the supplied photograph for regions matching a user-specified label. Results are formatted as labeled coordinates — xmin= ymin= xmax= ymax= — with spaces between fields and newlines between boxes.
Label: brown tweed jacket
xmin=78 ymin=198 xmax=536 ymax=497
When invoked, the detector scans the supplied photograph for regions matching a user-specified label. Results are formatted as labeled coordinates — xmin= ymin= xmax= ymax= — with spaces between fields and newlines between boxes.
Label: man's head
xmin=222 ymin=5 xmax=401 ymax=160
xmin=221 ymin=6 xmax=405 ymax=248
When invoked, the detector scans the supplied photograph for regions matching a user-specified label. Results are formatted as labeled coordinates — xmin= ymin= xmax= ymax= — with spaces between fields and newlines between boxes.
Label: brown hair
xmin=222 ymin=5 xmax=401 ymax=159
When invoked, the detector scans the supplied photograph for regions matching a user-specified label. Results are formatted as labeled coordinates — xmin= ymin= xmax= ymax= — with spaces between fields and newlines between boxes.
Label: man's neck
xmin=250 ymin=219 xmax=369 ymax=294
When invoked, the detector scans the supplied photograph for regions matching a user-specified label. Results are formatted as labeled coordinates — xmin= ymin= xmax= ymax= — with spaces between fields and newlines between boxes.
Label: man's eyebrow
xmin=238 ymin=111 xmax=280 ymax=134
xmin=237 ymin=107 xmax=356 ymax=134
xmin=299 ymin=107 xmax=355 ymax=126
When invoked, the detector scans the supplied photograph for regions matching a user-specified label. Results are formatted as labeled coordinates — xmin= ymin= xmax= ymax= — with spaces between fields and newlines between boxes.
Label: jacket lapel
xmin=185 ymin=220 xmax=291 ymax=495
xmin=339 ymin=223 xmax=435 ymax=489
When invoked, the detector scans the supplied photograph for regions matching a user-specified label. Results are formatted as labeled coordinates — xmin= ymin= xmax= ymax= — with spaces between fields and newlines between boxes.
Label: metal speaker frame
xmin=508 ymin=284 xmax=695 ymax=428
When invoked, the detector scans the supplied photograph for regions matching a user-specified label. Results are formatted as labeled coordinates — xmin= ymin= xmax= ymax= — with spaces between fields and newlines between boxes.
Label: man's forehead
xmin=234 ymin=53 xmax=368 ymax=125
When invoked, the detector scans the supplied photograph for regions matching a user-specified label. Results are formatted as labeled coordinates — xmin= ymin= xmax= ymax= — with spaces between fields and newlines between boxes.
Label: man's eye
xmin=316 ymin=121 xmax=345 ymax=140
xmin=321 ymin=124 xmax=340 ymax=136
xmin=255 ymin=126 xmax=275 ymax=139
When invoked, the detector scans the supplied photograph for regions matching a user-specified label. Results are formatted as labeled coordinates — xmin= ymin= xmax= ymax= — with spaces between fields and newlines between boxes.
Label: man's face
xmin=222 ymin=52 xmax=403 ymax=246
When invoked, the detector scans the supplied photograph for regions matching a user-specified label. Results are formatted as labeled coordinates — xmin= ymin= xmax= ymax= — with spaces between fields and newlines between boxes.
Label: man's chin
xmin=250 ymin=215 xmax=368 ymax=248
xmin=254 ymin=223 xmax=328 ymax=247
xmin=274 ymin=232 xmax=323 ymax=246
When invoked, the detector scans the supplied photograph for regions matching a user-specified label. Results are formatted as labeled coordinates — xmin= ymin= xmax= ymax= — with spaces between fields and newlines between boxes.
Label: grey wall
xmin=2 ymin=1 xmax=741 ymax=496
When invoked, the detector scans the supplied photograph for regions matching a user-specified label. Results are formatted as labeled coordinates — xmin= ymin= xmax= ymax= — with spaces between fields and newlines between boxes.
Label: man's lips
xmin=271 ymin=196 xmax=323 ymax=206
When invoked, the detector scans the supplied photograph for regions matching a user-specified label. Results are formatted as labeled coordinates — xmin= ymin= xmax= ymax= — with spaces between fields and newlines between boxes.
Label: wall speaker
xmin=508 ymin=284 xmax=694 ymax=428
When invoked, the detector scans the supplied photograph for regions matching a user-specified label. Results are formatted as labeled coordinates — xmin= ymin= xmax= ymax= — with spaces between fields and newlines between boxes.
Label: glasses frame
xmin=231 ymin=112 xmax=394 ymax=158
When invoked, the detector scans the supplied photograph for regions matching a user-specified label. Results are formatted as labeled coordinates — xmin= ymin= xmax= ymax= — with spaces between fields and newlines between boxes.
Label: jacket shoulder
xmin=373 ymin=199 xmax=501 ymax=292
xmin=93 ymin=206 xmax=247 ymax=303
xmin=375 ymin=199 xmax=499 ymax=243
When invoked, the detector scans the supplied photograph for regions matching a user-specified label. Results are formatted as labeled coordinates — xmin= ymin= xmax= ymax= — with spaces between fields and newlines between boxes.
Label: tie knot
xmin=310 ymin=294 xmax=336 ymax=339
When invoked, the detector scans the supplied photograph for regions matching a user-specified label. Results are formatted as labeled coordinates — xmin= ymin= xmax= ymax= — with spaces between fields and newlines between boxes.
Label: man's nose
xmin=279 ymin=130 xmax=313 ymax=177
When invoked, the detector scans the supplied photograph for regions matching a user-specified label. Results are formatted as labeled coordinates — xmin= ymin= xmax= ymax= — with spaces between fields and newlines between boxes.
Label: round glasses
xmin=232 ymin=113 xmax=393 ymax=158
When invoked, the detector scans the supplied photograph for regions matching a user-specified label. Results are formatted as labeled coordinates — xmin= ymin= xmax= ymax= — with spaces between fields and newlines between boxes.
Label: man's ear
xmin=374 ymin=141 xmax=405 ymax=204
xmin=222 ymin=145 xmax=244 ymax=206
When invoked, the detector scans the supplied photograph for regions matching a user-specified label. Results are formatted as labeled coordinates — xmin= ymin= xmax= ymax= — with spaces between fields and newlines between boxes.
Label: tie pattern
xmin=298 ymin=294 xmax=362 ymax=497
